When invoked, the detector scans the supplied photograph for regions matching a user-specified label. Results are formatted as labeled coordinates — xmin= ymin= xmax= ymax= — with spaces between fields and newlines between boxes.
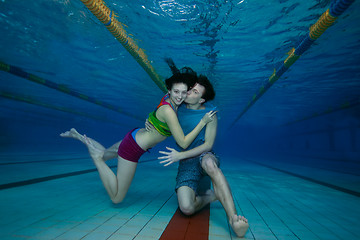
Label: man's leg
xmin=201 ymin=153 xmax=249 ymax=238
xmin=177 ymin=186 xmax=216 ymax=216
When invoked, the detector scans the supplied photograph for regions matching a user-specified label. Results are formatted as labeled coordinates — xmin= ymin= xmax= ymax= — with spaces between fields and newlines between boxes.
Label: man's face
xmin=185 ymin=83 xmax=205 ymax=105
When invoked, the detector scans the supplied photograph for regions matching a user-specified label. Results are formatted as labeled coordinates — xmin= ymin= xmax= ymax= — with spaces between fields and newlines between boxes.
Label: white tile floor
xmin=0 ymin=152 xmax=359 ymax=239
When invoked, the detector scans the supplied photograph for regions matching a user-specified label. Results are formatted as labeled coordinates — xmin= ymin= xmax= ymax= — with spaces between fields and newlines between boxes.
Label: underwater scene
xmin=1 ymin=0 xmax=359 ymax=239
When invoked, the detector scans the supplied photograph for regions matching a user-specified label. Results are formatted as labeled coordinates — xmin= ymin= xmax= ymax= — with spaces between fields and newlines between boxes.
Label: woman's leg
xmin=103 ymin=141 xmax=122 ymax=161
xmin=85 ymin=136 xmax=137 ymax=204
xmin=60 ymin=128 xmax=104 ymax=149
xmin=60 ymin=128 xmax=119 ymax=161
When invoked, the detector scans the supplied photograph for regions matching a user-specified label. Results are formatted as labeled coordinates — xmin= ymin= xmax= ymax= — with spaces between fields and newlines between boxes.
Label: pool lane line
xmin=0 ymin=91 xmax=135 ymax=124
xmin=80 ymin=0 xmax=167 ymax=93
xmin=0 ymin=157 xmax=89 ymax=166
xmin=0 ymin=157 xmax=159 ymax=166
xmin=0 ymin=165 xmax=111 ymax=190
xmin=229 ymin=0 xmax=356 ymax=127
xmin=252 ymin=161 xmax=360 ymax=198
xmin=0 ymin=62 xmax=143 ymax=121
xmin=159 ymin=205 xmax=210 ymax=240
xmin=0 ymin=158 xmax=159 ymax=190
xmin=284 ymin=98 xmax=360 ymax=125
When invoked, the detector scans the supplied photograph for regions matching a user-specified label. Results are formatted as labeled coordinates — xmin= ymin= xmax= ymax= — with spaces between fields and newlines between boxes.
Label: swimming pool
xmin=1 ymin=0 xmax=359 ymax=239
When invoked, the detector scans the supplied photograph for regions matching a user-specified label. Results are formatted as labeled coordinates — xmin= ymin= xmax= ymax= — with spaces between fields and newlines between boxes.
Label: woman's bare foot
xmin=60 ymin=128 xmax=85 ymax=143
xmin=84 ymin=135 xmax=104 ymax=163
xmin=230 ymin=214 xmax=249 ymax=238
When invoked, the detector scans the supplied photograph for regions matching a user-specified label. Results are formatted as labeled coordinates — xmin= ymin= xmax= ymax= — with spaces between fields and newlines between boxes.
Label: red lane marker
xmin=160 ymin=205 xmax=210 ymax=240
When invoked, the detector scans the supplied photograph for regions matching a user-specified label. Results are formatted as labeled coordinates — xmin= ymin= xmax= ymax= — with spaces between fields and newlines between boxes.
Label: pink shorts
xmin=117 ymin=128 xmax=146 ymax=163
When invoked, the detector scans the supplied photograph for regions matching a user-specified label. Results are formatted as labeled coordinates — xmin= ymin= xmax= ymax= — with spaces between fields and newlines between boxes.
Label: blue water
xmin=1 ymin=0 xmax=359 ymax=182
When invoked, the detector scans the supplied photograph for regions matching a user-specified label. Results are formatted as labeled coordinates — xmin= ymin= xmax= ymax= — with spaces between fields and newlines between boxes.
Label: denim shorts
xmin=175 ymin=151 xmax=220 ymax=194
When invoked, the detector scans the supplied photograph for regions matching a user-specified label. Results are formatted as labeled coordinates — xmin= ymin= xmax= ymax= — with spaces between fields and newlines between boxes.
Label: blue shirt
xmin=176 ymin=103 xmax=216 ymax=151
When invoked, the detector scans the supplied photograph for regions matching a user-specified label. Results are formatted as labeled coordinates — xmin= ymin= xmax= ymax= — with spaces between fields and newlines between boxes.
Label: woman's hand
xmin=145 ymin=119 xmax=156 ymax=132
xmin=201 ymin=110 xmax=217 ymax=124
xmin=158 ymin=147 xmax=183 ymax=166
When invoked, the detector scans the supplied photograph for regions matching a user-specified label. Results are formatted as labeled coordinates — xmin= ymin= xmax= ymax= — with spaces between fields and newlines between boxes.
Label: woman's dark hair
xmin=165 ymin=58 xmax=180 ymax=75
xmin=164 ymin=58 xmax=215 ymax=101
xmin=197 ymin=75 xmax=215 ymax=102
xmin=165 ymin=67 xmax=197 ymax=91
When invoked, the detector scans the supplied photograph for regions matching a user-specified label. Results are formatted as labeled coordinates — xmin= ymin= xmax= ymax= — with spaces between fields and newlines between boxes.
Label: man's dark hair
xmin=197 ymin=75 xmax=215 ymax=102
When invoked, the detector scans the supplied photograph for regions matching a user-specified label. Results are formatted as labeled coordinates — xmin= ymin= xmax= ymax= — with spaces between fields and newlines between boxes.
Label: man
xmin=158 ymin=75 xmax=249 ymax=238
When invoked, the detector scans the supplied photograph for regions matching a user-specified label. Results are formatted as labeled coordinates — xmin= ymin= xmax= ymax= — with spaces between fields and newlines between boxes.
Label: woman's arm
xmin=159 ymin=115 xmax=218 ymax=166
xmin=158 ymin=106 xmax=216 ymax=149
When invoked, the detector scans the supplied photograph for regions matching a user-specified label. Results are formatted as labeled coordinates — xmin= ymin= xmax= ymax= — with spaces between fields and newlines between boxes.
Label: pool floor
xmin=0 ymin=152 xmax=359 ymax=239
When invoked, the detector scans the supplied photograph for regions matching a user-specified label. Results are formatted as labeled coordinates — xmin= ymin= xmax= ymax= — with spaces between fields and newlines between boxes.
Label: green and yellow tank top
xmin=148 ymin=94 xmax=175 ymax=137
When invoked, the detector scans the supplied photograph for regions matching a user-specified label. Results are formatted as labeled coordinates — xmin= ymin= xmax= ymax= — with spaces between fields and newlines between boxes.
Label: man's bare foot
xmin=84 ymin=135 xmax=104 ymax=163
xmin=203 ymin=189 xmax=218 ymax=204
xmin=60 ymin=128 xmax=85 ymax=143
xmin=230 ymin=214 xmax=249 ymax=238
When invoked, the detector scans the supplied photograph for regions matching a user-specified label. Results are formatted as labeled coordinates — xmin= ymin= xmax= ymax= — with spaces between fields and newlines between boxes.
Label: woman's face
xmin=168 ymin=83 xmax=188 ymax=106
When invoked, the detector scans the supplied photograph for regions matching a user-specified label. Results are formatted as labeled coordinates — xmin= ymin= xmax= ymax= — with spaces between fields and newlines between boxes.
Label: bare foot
xmin=203 ymin=189 xmax=218 ymax=204
xmin=60 ymin=128 xmax=85 ymax=143
xmin=84 ymin=135 xmax=104 ymax=163
xmin=230 ymin=214 xmax=249 ymax=238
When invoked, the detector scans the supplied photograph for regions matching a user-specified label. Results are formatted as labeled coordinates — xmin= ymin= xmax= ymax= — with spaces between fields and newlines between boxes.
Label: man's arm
xmin=159 ymin=115 xmax=217 ymax=166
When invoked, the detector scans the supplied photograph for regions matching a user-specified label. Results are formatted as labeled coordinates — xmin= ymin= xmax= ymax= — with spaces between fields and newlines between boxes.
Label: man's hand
xmin=158 ymin=147 xmax=183 ymax=166
xmin=201 ymin=110 xmax=217 ymax=124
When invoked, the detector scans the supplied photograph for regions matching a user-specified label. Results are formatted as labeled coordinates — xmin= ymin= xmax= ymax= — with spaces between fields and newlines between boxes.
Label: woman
xmin=60 ymin=69 xmax=216 ymax=204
